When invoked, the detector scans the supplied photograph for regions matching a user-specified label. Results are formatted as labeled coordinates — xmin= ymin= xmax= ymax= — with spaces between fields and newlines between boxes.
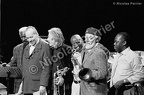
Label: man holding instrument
xmin=47 ymin=27 xmax=73 ymax=95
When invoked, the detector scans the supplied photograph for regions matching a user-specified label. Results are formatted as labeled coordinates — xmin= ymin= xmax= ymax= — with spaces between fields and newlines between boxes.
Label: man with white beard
xmin=79 ymin=27 xmax=109 ymax=95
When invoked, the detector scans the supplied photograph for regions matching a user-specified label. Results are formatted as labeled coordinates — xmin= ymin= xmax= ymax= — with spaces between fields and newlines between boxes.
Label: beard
xmin=85 ymin=41 xmax=96 ymax=50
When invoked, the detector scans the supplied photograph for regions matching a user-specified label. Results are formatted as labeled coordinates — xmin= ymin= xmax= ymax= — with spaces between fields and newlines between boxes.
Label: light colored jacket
xmin=80 ymin=43 xmax=108 ymax=95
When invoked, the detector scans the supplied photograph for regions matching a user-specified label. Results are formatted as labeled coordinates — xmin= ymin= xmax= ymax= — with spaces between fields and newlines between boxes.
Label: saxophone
xmin=71 ymin=48 xmax=82 ymax=82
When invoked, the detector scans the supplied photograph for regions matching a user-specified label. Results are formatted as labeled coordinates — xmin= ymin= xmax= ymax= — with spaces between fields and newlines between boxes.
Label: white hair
xmin=19 ymin=26 xmax=27 ymax=36
xmin=19 ymin=27 xmax=27 ymax=32
xmin=48 ymin=27 xmax=65 ymax=46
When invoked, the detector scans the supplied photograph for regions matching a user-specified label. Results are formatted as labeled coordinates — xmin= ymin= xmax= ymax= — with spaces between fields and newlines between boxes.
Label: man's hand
xmin=55 ymin=76 xmax=64 ymax=86
xmin=73 ymin=52 xmax=81 ymax=59
xmin=1 ymin=62 xmax=7 ymax=67
xmin=39 ymin=86 xmax=47 ymax=95
xmin=72 ymin=66 xmax=80 ymax=75
xmin=1 ymin=62 xmax=10 ymax=67
xmin=114 ymin=80 xmax=124 ymax=89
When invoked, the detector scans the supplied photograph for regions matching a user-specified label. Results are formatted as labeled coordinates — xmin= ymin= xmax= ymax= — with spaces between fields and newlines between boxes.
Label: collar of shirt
xmin=95 ymin=42 xmax=99 ymax=47
xmin=115 ymin=47 xmax=130 ymax=58
xmin=121 ymin=47 xmax=130 ymax=55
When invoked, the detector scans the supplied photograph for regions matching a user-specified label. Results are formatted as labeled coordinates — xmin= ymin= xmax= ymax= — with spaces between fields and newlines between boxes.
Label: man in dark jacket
xmin=2 ymin=26 xmax=28 ymax=94
xmin=47 ymin=27 xmax=73 ymax=95
xmin=21 ymin=26 xmax=51 ymax=95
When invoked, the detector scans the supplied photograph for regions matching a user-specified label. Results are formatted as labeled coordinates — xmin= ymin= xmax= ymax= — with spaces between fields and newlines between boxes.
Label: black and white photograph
xmin=1 ymin=0 xmax=144 ymax=95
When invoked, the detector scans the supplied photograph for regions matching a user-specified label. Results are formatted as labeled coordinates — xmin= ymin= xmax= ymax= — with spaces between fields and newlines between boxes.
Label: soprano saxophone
xmin=71 ymin=48 xmax=82 ymax=82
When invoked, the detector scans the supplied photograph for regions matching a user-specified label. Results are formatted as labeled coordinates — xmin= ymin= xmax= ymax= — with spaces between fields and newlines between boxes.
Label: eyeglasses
xmin=85 ymin=36 xmax=95 ymax=41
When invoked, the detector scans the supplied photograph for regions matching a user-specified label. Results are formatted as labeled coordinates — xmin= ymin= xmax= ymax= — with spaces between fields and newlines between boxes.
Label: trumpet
xmin=71 ymin=58 xmax=92 ymax=82
xmin=78 ymin=68 xmax=92 ymax=82
xmin=71 ymin=45 xmax=93 ymax=82
xmin=71 ymin=43 xmax=93 ymax=82
xmin=53 ymin=66 xmax=69 ymax=95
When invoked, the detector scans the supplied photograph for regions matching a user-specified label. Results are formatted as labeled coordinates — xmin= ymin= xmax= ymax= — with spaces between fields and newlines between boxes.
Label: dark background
xmin=1 ymin=0 xmax=144 ymax=62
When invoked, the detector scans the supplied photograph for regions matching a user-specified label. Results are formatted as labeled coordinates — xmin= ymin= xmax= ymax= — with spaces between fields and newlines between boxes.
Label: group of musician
xmin=1 ymin=26 xmax=144 ymax=95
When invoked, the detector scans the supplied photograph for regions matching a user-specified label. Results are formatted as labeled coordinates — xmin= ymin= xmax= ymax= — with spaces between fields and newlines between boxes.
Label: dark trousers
xmin=49 ymin=89 xmax=71 ymax=95
xmin=108 ymin=85 xmax=143 ymax=95
xmin=13 ymin=79 xmax=22 ymax=93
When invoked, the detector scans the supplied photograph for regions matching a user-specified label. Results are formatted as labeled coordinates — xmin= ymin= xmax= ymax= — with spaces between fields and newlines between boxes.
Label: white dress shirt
xmin=29 ymin=45 xmax=35 ymax=55
xmin=71 ymin=52 xmax=82 ymax=95
xmin=29 ymin=38 xmax=40 ymax=55
xmin=110 ymin=47 xmax=144 ymax=87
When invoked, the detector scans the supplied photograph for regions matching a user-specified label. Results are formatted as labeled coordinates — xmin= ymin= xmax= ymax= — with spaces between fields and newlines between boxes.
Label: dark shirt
xmin=50 ymin=44 xmax=73 ymax=90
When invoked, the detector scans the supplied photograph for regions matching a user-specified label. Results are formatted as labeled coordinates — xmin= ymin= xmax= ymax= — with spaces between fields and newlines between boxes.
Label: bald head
xmin=25 ymin=26 xmax=39 ymax=36
xmin=70 ymin=34 xmax=83 ymax=45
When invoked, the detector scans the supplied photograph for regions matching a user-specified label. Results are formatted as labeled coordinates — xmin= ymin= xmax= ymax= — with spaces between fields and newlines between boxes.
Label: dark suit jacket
xmin=22 ymin=38 xmax=51 ymax=93
xmin=9 ymin=42 xmax=27 ymax=70
xmin=80 ymin=43 xmax=108 ymax=95
xmin=8 ymin=42 xmax=28 ymax=93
